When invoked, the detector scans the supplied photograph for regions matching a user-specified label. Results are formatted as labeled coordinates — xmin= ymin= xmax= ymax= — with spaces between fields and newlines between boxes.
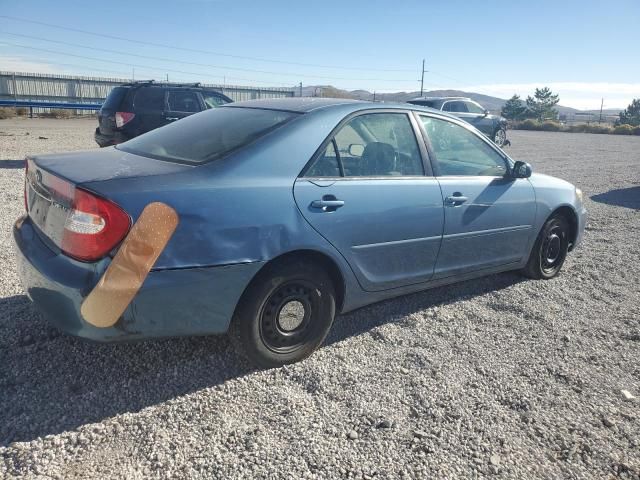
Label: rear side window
xmin=306 ymin=113 xmax=424 ymax=177
xmin=134 ymin=88 xmax=166 ymax=111
xmin=118 ymin=107 xmax=298 ymax=164
xmin=102 ymin=87 xmax=130 ymax=110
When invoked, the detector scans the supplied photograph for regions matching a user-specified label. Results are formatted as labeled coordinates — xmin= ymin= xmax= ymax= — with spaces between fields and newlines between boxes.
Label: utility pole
xmin=132 ymin=67 xmax=135 ymax=81
xmin=299 ymin=82 xmax=303 ymax=97
xmin=599 ymin=97 xmax=604 ymax=124
xmin=420 ymin=58 xmax=426 ymax=97
xmin=373 ymin=91 xmax=376 ymax=102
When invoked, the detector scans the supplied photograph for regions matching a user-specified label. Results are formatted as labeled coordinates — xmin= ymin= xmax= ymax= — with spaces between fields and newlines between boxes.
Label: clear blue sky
xmin=1 ymin=0 xmax=639 ymax=109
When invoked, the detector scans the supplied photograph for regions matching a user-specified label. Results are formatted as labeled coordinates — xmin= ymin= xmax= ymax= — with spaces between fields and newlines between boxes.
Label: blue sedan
xmin=14 ymin=98 xmax=587 ymax=367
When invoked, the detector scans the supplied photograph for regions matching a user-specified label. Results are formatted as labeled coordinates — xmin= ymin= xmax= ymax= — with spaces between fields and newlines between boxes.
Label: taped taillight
xmin=61 ymin=188 xmax=131 ymax=261
xmin=115 ymin=111 xmax=135 ymax=128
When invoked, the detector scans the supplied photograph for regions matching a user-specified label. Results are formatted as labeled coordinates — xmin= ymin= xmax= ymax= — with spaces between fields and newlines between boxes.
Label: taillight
xmin=115 ymin=111 xmax=135 ymax=128
xmin=61 ymin=188 xmax=131 ymax=261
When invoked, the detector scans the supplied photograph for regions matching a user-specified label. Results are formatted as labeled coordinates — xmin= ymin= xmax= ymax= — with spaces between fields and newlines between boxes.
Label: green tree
xmin=525 ymin=87 xmax=560 ymax=121
xmin=617 ymin=98 xmax=640 ymax=126
xmin=501 ymin=94 xmax=528 ymax=120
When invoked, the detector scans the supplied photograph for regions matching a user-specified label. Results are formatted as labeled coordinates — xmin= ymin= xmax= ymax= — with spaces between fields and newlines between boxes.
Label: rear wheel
xmin=231 ymin=259 xmax=336 ymax=368
xmin=522 ymin=214 xmax=570 ymax=279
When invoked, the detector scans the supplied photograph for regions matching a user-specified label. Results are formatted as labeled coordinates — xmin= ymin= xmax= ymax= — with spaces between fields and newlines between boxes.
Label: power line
xmin=0 ymin=41 xmax=295 ymax=86
xmin=0 ymin=31 xmax=417 ymax=83
xmin=0 ymin=15 xmax=416 ymax=73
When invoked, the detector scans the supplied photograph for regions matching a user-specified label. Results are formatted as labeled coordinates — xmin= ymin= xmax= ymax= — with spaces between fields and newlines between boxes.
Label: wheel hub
xmin=545 ymin=233 xmax=561 ymax=264
xmin=259 ymin=282 xmax=316 ymax=353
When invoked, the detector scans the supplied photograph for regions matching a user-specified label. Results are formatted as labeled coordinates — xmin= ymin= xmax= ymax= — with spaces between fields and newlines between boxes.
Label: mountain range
xmin=298 ymin=86 xmax=622 ymax=115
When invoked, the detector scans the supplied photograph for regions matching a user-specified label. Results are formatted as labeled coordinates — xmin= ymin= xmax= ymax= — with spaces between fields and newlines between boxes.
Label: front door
xmin=294 ymin=112 xmax=444 ymax=292
xmin=443 ymin=100 xmax=494 ymax=136
xmin=418 ymin=114 xmax=536 ymax=278
xmin=164 ymin=89 xmax=201 ymax=125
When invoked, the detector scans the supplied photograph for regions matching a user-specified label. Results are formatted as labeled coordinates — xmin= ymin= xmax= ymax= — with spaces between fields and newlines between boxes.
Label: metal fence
xmin=0 ymin=71 xmax=295 ymax=114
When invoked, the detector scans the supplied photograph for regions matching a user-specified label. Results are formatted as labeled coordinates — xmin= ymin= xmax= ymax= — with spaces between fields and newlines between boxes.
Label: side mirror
xmin=483 ymin=109 xmax=489 ymax=117
xmin=511 ymin=160 xmax=532 ymax=178
xmin=348 ymin=144 xmax=365 ymax=157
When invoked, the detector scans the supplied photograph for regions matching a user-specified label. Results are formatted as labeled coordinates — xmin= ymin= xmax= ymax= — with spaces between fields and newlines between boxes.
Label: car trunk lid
xmin=25 ymin=149 xmax=192 ymax=261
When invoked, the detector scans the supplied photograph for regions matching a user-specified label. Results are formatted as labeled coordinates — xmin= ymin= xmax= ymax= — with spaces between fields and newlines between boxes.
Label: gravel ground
xmin=0 ymin=119 xmax=639 ymax=479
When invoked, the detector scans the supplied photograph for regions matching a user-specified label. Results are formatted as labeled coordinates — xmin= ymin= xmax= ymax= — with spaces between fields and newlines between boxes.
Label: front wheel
xmin=522 ymin=214 xmax=570 ymax=279
xmin=494 ymin=128 xmax=507 ymax=147
xmin=231 ymin=259 xmax=336 ymax=368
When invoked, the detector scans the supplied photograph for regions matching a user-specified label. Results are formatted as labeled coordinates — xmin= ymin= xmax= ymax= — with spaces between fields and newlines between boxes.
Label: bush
xmin=586 ymin=125 xmax=613 ymax=134
xmin=49 ymin=109 xmax=73 ymax=119
xmin=512 ymin=119 xmax=541 ymax=130
xmin=540 ymin=120 xmax=561 ymax=131
xmin=613 ymin=124 xmax=635 ymax=135
xmin=0 ymin=107 xmax=15 ymax=119
xmin=633 ymin=126 xmax=640 ymax=136
xmin=15 ymin=107 xmax=28 ymax=116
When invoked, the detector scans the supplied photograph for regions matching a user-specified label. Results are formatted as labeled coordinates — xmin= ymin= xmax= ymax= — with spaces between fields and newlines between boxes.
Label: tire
xmin=231 ymin=259 xmax=336 ymax=368
xmin=494 ymin=128 xmax=507 ymax=147
xmin=522 ymin=214 xmax=570 ymax=280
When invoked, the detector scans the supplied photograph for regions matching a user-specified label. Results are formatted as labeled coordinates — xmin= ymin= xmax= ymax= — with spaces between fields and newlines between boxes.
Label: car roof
xmin=409 ymin=96 xmax=470 ymax=102
xmin=226 ymin=97 xmax=465 ymax=119
xmin=227 ymin=97 xmax=368 ymax=113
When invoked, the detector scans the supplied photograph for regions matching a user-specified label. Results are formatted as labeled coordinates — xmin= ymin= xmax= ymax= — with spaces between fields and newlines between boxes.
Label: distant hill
xmin=297 ymin=85 xmax=583 ymax=114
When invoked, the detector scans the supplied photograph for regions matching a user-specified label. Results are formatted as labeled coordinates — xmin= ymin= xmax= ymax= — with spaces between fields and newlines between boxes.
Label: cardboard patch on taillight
xmin=80 ymin=202 xmax=178 ymax=328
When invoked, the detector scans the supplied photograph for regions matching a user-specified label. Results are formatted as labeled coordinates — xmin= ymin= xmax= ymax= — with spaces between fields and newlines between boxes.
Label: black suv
xmin=407 ymin=97 xmax=509 ymax=147
xmin=94 ymin=81 xmax=232 ymax=147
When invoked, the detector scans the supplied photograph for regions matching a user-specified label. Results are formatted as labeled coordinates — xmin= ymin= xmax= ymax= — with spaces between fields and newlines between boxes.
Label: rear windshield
xmin=117 ymin=107 xmax=298 ymax=164
xmin=102 ymin=87 xmax=130 ymax=110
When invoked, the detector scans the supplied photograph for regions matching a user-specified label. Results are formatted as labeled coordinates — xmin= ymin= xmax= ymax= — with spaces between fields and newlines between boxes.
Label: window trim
xmin=301 ymin=109 xmax=434 ymax=180
xmin=413 ymin=111 xmax=512 ymax=178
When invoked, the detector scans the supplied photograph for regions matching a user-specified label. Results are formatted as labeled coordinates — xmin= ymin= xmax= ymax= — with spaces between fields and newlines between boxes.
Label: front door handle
xmin=165 ymin=117 xmax=179 ymax=121
xmin=445 ymin=194 xmax=468 ymax=206
xmin=311 ymin=196 xmax=345 ymax=211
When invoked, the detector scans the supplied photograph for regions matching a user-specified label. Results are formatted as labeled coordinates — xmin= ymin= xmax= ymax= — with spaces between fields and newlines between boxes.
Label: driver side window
xmin=420 ymin=116 xmax=508 ymax=176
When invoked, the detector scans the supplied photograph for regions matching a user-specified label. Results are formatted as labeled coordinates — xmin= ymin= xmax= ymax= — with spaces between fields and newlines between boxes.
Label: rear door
xmin=164 ymin=89 xmax=202 ymax=124
xmin=417 ymin=114 xmax=536 ymax=277
xmin=293 ymin=111 xmax=444 ymax=292
xmin=132 ymin=87 xmax=167 ymax=135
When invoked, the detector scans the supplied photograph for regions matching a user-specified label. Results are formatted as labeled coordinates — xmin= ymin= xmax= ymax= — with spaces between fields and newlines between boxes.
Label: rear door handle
xmin=311 ymin=196 xmax=345 ymax=211
xmin=165 ymin=117 xmax=179 ymax=121
xmin=445 ymin=194 xmax=468 ymax=206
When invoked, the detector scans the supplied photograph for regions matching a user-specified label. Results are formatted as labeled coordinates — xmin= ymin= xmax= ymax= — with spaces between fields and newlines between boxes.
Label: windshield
xmin=117 ymin=107 xmax=299 ymax=164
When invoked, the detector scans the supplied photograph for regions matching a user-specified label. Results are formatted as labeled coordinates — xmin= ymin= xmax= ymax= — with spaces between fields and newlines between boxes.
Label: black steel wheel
xmin=522 ymin=214 xmax=569 ymax=279
xmin=231 ymin=258 xmax=336 ymax=368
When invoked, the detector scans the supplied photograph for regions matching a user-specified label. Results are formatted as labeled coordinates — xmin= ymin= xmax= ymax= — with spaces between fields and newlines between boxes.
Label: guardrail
xmin=0 ymin=99 xmax=102 ymax=118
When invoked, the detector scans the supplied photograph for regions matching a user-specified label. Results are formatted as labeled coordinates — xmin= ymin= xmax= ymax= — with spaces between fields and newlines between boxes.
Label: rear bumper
xmin=13 ymin=215 xmax=264 ymax=342
xmin=94 ymin=128 xmax=129 ymax=147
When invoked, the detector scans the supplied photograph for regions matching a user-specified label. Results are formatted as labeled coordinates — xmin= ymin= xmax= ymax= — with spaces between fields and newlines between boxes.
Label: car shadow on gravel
xmin=0 ymin=160 xmax=26 ymax=169
xmin=0 ymin=294 xmax=252 ymax=446
xmin=1 ymin=272 xmax=524 ymax=446
xmin=591 ymin=186 xmax=640 ymax=210
xmin=326 ymin=271 xmax=525 ymax=346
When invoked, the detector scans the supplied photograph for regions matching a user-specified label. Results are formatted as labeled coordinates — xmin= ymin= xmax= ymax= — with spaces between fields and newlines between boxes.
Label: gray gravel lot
xmin=0 ymin=118 xmax=639 ymax=479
